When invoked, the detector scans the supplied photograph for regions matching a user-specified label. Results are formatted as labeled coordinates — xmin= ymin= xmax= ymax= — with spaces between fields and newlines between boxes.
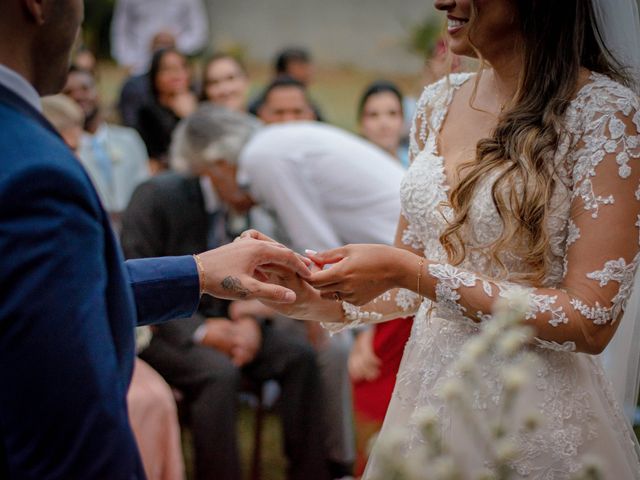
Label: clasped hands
xmin=216 ymin=230 xmax=404 ymax=322
xmin=199 ymin=315 xmax=262 ymax=367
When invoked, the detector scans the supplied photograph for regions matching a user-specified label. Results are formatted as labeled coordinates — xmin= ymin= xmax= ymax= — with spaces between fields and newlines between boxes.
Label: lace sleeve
xmin=416 ymin=82 xmax=640 ymax=354
xmin=322 ymin=86 xmax=439 ymax=332
xmin=322 ymin=215 xmax=427 ymax=334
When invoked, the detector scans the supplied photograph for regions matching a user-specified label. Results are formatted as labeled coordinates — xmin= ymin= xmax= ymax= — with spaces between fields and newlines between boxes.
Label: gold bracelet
xmin=417 ymin=257 xmax=426 ymax=301
xmin=193 ymin=254 xmax=206 ymax=296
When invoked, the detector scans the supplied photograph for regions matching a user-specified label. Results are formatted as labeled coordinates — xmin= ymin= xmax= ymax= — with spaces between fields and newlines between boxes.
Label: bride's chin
xmin=447 ymin=40 xmax=476 ymax=59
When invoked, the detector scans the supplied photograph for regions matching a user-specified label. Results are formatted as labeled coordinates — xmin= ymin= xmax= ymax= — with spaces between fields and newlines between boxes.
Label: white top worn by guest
xmin=77 ymin=123 xmax=150 ymax=215
xmin=110 ymin=0 xmax=209 ymax=74
xmin=237 ymin=122 xmax=405 ymax=252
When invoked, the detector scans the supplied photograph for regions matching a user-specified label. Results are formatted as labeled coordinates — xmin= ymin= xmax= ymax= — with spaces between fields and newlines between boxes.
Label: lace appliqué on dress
xmin=320 ymin=289 xmax=421 ymax=334
xmin=533 ymin=339 xmax=577 ymax=352
xmin=586 ymin=255 xmax=639 ymax=321
xmin=429 ymin=263 xmax=478 ymax=318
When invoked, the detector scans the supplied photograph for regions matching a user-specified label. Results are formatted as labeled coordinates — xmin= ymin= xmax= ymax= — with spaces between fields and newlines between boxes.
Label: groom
xmin=0 ymin=1 xmax=308 ymax=478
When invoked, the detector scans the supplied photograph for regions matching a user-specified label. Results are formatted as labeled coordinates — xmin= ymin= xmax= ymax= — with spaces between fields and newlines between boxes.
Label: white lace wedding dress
xmin=345 ymin=72 xmax=640 ymax=479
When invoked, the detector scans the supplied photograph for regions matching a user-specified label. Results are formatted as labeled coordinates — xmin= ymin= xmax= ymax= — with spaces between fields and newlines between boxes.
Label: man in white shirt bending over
xmin=170 ymin=105 xmax=403 ymax=478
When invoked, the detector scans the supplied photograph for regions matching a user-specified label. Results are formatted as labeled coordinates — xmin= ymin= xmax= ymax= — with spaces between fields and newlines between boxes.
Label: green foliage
xmin=407 ymin=14 xmax=444 ymax=59
xmin=82 ymin=0 xmax=116 ymax=58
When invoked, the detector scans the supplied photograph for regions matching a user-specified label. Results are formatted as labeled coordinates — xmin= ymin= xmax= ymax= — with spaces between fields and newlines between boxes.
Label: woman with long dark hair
xmin=258 ymin=0 xmax=640 ymax=476
xmin=137 ymin=48 xmax=197 ymax=171
xmin=357 ymin=81 xmax=409 ymax=167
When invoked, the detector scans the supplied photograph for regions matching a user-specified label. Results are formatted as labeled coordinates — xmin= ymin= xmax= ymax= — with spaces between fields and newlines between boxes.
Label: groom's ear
xmin=21 ymin=0 xmax=46 ymax=25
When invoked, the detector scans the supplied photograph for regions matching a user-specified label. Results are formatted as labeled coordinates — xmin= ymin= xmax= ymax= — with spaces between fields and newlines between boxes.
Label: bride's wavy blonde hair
xmin=439 ymin=0 xmax=631 ymax=285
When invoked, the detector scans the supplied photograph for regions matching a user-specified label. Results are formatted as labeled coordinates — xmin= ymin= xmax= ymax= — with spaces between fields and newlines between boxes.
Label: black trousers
xmin=139 ymin=323 xmax=331 ymax=480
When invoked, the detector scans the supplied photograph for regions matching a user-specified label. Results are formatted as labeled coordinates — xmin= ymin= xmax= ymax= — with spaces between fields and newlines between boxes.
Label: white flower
xmin=523 ymin=411 xmax=543 ymax=432
xmin=413 ymin=406 xmax=439 ymax=431
xmin=455 ymin=354 xmax=477 ymax=375
xmin=495 ymin=289 xmax=531 ymax=323
xmin=403 ymin=452 xmax=430 ymax=479
xmin=432 ymin=457 xmax=460 ymax=480
xmin=497 ymin=329 xmax=529 ymax=356
xmin=439 ymin=378 xmax=465 ymax=402
xmin=374 ymin=429 xmax=406 ymax=460
xmin=475 ymin=468 xmax=496 ymax=480
xmin=482 ymin=319 xmax=503 ymax=341
xmin=495 ymin=439 xmax=519 ymax=463
xmin=576 ymin=454 xmax=605 ymax=480
xmin=462 ymin=336 xmax=490 ymax=361
xmin=502 ymin=365 xmax=528 ymax=393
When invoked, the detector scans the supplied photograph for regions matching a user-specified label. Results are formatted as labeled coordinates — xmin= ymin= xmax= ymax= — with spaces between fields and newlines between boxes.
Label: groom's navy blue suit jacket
xmin=0 ymin=84 xmax=200 ymax=479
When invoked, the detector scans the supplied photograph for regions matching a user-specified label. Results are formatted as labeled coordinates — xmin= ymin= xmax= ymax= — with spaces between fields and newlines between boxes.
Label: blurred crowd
xmin=41 ymin=1 xmax=457 ymax=479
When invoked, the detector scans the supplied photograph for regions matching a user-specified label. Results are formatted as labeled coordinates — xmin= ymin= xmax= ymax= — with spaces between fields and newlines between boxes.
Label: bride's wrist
xmin=307 ymin=288 xmax=345 ymax=323
xmin=393 ymin=250 xmax=426 ymax=293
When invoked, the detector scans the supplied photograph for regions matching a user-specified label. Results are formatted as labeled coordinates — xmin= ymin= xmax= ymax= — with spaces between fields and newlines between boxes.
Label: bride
xmin=248 ymin=0 xmax=640 ymax=477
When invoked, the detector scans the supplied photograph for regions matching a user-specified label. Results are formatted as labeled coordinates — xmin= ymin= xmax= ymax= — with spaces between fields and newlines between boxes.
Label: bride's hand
xmin=307 ymin=244 xmax=415 ymax=306
xmin=257 ymin=265 xmax=343 ymax=322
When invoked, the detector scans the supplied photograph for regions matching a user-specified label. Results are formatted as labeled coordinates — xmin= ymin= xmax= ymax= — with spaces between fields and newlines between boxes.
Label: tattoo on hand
xmin=221 ymin=276 xmax=252 ymax=298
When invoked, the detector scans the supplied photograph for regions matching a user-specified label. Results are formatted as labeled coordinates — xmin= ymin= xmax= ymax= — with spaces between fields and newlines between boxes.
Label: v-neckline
xmin=424 ymin=71 xmax=600 ymax=201
xmin=422 ymin=73 xmax=475 ymax=202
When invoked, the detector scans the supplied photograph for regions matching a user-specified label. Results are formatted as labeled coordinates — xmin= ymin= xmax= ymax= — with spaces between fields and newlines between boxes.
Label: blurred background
xmin=82 ymin=0 xmax=444 ymax=131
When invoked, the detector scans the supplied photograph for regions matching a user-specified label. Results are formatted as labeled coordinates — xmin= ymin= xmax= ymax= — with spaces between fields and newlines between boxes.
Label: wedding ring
xmin=333 ymin=292 xmax=342 ymax=302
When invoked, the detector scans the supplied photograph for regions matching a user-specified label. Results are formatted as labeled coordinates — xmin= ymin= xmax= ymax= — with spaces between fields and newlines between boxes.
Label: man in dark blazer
xmin=0 ymin=1 xmax=309 ymax=479
xmin=121 ymin=172 xmax=332 ymax=480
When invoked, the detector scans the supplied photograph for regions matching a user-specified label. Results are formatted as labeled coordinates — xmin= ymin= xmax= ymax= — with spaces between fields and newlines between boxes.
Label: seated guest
xmin=274 ymin=47 xmax=315 ymax=87
xmin=250 ymin=47 xmax=324 ymax=120
xmin=357 ymin=80 xmax=409 ymax=167
xmin=41 ymin=94 xmax=84 ymax=152
xmin=120 ymin=141 xmax=330 ymax=479
xmin=137 ymin=47 xmax=197 ymax=171
xmin=118 ymin=31 xmax=177 ymax=130
xmin=201 ymin=53 xmax=251 ymax=113
xmin=256 ymin=76 xmax=317 ymax=124
xmin=63 ymin=66 xmax=150 ymax=230
xmin=73 ymin=46 xmax=97 ymax=77
xmin=170 ymin=106 xmax=406 ymax=479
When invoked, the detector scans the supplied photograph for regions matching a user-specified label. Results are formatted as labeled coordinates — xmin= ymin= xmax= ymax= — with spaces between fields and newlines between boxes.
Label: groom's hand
xmin=196 ymin=238 xmax=312 ymax=303
xmin=237 ymin=229 xmax=279 ymax=243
